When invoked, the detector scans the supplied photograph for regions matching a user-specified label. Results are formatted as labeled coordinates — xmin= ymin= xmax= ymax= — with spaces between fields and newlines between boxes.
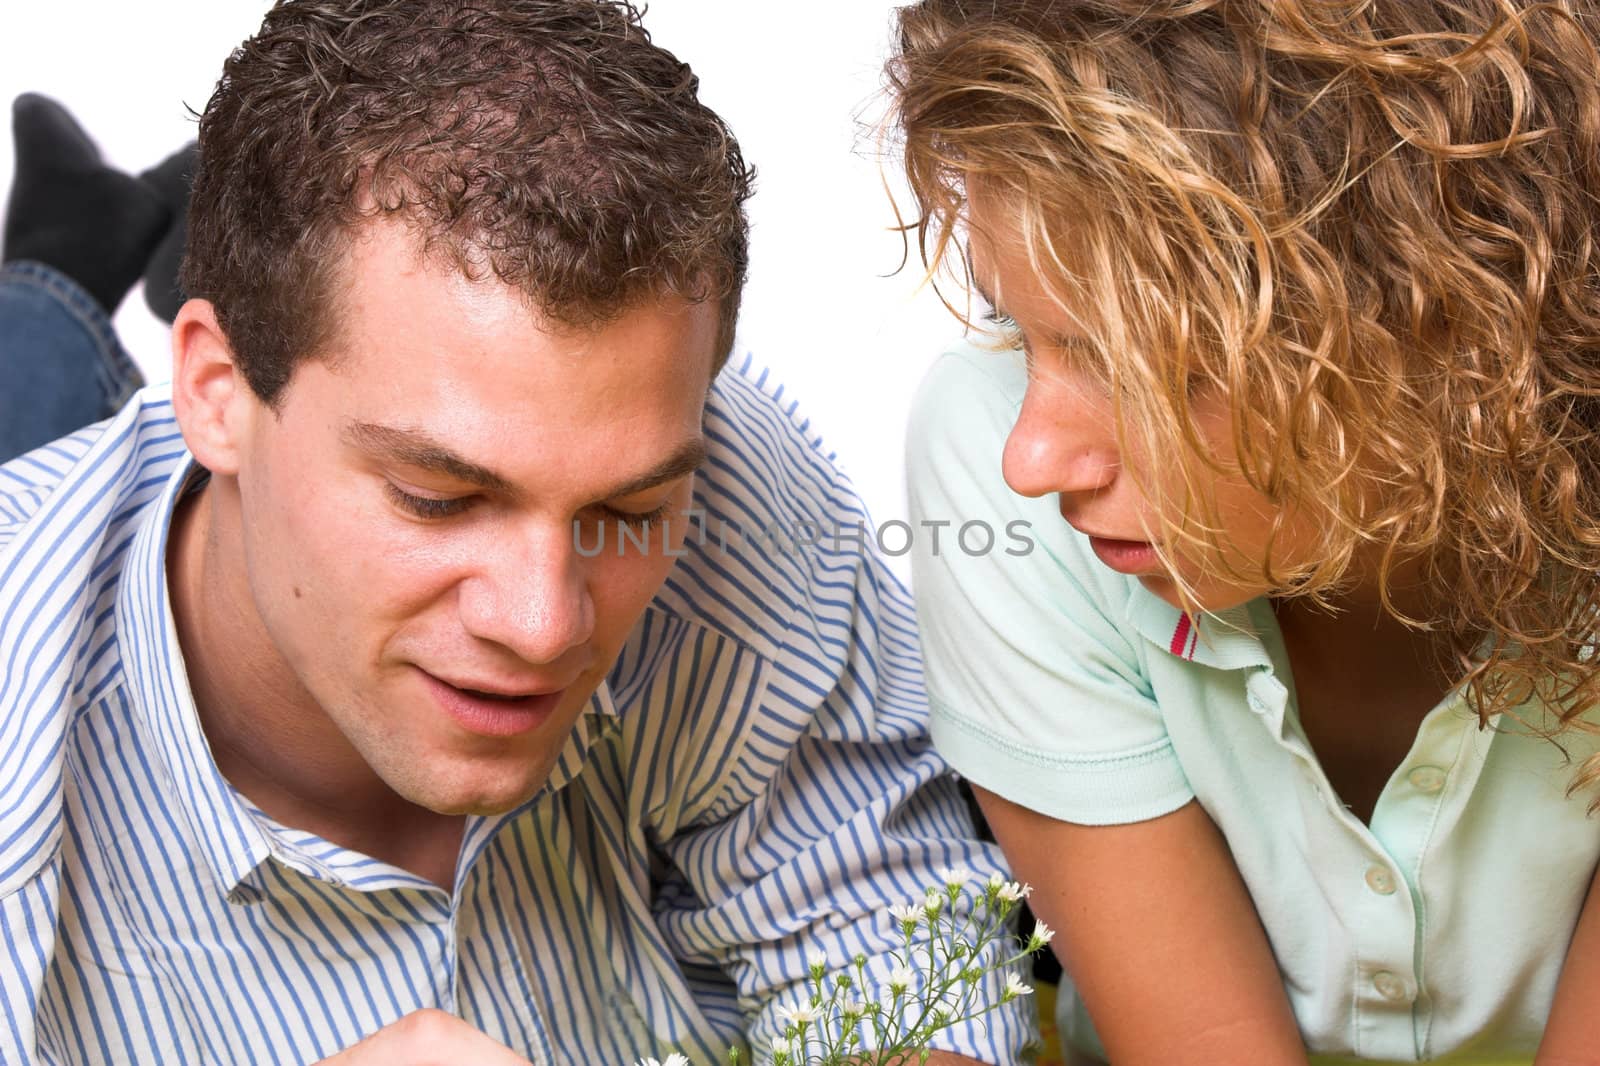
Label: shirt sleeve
xmin=1 ymin=871 xmax=59 ymax=1065
xmin=656 ymin=709 xmax=1038 ymax=1066
xmin=644 ymin=474 xmax=1035 ymax=1063
xmin=906 ymin=346 xmax=1195 ymax=826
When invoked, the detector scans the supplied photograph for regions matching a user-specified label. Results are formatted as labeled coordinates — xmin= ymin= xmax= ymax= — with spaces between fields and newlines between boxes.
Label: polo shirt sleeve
xmin=906 ymin=346 xmax=1194 ymax=826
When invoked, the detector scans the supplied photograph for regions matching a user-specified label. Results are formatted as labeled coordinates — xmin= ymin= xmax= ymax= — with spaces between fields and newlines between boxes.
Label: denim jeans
xmin=0 ymin=260 xmax=144 ymax=464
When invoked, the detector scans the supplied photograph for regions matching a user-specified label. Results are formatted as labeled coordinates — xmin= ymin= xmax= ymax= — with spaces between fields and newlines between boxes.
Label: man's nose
xmin=457 ymin=525 xmax=595 ymax=664
xmin=1001 ymin=376 xmax=1120 ymax=500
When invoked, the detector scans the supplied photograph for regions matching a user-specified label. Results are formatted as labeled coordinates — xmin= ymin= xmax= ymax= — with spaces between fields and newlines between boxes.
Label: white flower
xmin=1029 ymin=920 xmax=1057 ymax=948
xmin=807 ymin=948 xmax=828 ymax=971
xmin=937 ymin=865 xmax=974 ymax=888
xmin=771 ymin=1035 xmax=790 ymax=1053
xmin=888 ymin=901 xmax=922 ymax=928
xmin=987 ymin=871 xmax=1005 ymax=888
xmin=1003 ymin=974 xmax=1034 ymax=1000
xmin=888 ymin=964 xmax=916 ymax=994
xmin=776 ymin=1002 xmax=819 ymax=1027
xmin=634 ymin=1057 xmax=689 ymax=1066
xmin=922 ymin=889 xmax=944 ymax=918
xmin=994 ymin=880 xmax=1033 ymax=903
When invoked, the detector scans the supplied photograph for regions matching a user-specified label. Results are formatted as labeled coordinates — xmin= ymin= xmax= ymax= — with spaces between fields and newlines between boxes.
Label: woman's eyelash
xmin=982 ymin=308 xmax=1029 ymax=357
xmin=385 ymin=482 xmax=472 ymax=520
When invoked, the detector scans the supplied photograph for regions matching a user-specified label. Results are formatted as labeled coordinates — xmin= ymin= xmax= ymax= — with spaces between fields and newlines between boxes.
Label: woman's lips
xmin=1086 ymin=536 xmax=1162 ymax=576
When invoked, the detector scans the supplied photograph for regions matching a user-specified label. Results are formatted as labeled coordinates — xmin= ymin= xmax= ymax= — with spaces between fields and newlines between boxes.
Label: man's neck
xmin=165 ymin=476 xmax=465 ymax=890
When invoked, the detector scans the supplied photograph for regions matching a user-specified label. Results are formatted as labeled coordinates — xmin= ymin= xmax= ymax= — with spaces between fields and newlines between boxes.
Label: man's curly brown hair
xmin=183 ymin=0 xmax=754 ymax=406
xmin=891 ymin=0 xmax=1600 ymax=798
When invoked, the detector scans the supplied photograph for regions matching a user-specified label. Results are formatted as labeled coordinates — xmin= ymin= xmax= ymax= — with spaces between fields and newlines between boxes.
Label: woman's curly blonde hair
xmin=890 ymin=0 xmax=1600 ymax=796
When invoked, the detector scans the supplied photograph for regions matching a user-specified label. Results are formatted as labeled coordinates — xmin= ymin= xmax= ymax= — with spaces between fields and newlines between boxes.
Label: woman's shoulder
xmin=905 ymin=345 xmax=1193 ymax=825
xmin=906 ymin=344 xmax=1140 ymax=626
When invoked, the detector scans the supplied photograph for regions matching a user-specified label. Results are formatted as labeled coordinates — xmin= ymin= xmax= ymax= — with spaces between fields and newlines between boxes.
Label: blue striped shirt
xmin=0 ymin=353 xmax=1033 ymax=1066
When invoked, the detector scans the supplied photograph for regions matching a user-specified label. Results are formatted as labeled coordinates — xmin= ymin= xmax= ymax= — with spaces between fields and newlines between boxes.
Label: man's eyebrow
xmin=342 ymin=421 xmax=517 ymax=494
xmin=595 ymin=438 xmax=707 ymax=501
xmin=344 ymin=420 xmax=705 ymax=502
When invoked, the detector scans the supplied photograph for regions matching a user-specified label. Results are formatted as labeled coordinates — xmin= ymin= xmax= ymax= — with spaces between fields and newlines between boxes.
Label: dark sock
xmin=2 ymin=93 xmax=171 ymax=315
xmin=139 ymin=142 xmax=197 ymax=324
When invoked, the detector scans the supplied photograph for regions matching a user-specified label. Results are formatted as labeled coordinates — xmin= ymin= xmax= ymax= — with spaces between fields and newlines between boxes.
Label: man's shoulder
xmin=0 ymin=423 xmax=110 ymax=552
xmin=604 ymin=357 xmax=932 ymax=825
xmin=0 ymin=390 xmax=185 ymax=557
xmin=0 ymin=391 xmax=190 ymax=895
xmin=637 ymin=352 xmax=915 ymax=677
xmin=700 ymin=351 xmax=857 ymax=527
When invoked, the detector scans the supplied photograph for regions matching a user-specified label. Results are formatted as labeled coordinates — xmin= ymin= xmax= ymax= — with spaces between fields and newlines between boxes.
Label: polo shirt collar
xmin=1124 ymin=581 xmax=1276 ymax=673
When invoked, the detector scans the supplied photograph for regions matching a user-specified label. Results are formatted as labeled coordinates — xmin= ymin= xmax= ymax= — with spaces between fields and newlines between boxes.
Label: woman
xmin=891 ymin=2 xmax=1600 ymax=1063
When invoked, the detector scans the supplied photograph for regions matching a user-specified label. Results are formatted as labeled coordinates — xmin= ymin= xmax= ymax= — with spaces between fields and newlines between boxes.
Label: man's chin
xmin=386 ymin=764 xmax=553 ymax=818
xmin=436 ymin=797 xmax=535 ymax=817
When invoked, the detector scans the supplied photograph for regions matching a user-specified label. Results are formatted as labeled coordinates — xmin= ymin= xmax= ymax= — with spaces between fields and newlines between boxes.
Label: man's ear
xmin=171 ymin=299 xmax=254 ymax=477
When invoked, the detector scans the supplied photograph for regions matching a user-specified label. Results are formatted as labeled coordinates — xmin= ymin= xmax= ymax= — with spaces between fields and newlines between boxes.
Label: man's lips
xmin=418 ymin=668 xmax=571 ymax=738
xmin=430 ymin=672 xmax=569 ymax=700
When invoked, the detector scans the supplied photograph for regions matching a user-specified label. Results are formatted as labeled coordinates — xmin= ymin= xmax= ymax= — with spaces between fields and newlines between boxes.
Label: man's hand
xmin=310 ymin=1009 xmax=534 ymax=1065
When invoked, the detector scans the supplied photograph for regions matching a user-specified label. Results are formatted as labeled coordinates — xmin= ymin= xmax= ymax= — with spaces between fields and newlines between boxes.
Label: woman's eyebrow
xmin=972 ymin=282 xmax=1095 ymax=354
xmin=973 ymin=281 xmax=1003 ymax=316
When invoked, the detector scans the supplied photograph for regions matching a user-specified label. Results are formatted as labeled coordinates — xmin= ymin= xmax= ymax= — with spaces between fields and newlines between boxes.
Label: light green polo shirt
xmin=906 ymin=345 xmax=1600 ymax=1065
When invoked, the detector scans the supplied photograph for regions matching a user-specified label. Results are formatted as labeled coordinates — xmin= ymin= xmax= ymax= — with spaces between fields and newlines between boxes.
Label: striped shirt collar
xmin=112 ymin=453 xmax=621 ymax=903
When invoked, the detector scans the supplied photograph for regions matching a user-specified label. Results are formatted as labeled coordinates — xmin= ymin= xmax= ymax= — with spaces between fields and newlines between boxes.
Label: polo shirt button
xmin=1407 ymin=765 xmax=1446 ymax=793
xmin=1372 ymin=971 xmax=1409 ymax=1002
xmin=1364 ymin=865 xmax=1397 ymax=895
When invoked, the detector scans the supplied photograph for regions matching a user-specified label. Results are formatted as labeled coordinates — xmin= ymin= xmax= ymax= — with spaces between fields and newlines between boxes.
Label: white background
xmin=0 ymin=1 xmax=971 ymax=581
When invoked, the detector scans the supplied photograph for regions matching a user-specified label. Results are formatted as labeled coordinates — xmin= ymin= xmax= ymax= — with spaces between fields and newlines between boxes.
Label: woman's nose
xmin=1001 ymin=376 xmax=1121 ymax=500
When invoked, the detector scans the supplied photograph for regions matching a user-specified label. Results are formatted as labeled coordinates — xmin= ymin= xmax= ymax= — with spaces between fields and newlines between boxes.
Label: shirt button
xmin=1364 ymin=865 xmax=1397 ymax=895
xmin=1372 ymin=971 xmax=1409 ymax=1002
xmin=1407 ymin=765 xmax=1446 ymax=793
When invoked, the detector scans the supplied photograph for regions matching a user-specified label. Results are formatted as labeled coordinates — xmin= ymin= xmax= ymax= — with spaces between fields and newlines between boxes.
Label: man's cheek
xmin=590 ymin=558 xmax=668 ymax=643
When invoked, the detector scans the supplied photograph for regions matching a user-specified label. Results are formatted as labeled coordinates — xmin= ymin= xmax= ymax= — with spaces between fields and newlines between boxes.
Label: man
xmin=0 ymin=1 xmax=1032 ymax=1064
